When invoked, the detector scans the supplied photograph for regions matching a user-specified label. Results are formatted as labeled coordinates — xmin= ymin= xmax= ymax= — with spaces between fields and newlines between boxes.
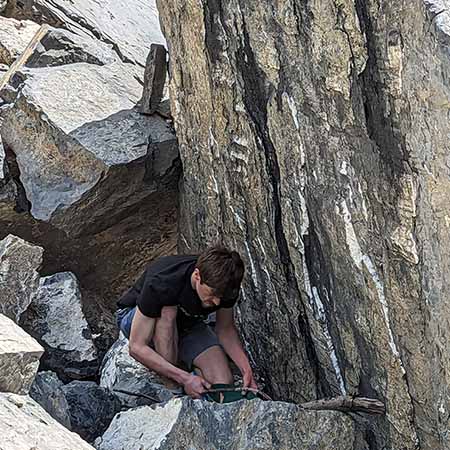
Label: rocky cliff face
xmin=157 ymin=1 xmax=450 ymax=448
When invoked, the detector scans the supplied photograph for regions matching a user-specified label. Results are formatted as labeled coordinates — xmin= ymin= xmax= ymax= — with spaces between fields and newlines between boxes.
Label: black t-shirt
xmin=117 ymin=255 xmax=238 ymax=330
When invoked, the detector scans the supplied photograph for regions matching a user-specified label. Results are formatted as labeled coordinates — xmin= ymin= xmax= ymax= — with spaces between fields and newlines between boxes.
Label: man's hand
xmin=242 ymin=367 xmax=258 ymax=390
xmin=183 ymin=374 xmax=211 ymax=399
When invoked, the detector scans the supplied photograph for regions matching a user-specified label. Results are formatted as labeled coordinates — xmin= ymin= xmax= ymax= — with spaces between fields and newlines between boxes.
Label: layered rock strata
xmin=157 ymin=0 xmax=450 ymax=448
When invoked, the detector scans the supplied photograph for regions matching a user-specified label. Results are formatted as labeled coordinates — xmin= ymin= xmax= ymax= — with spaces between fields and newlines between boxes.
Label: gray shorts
xmin=116 ymin=307 xmax=221 ymax=370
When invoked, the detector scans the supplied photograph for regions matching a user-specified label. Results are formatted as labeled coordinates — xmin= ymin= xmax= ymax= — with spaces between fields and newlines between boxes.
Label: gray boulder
xmin=20 ymin=272 xmax=98 ymax=380
xmin=0 ymin=313 xmax=43 ymax=395
xmin=1 ymin=61 xmax=177 ymax=228
xmin=100 ymin=333 xmax=174 ymax=408
xmin=29 ymin=371 xmax=71 ymax=429
xmin=0 ymin=234 xmax=43 ymax=322
xmin=96 ymin=397 xmax=356 ymax=450
xmin=0 ymin=392 xmax=94 ymax=450
xmin=61 ymin=380 xmax=121 ymax=443
xmin=1 ymin=61 xmax=142 ymax=221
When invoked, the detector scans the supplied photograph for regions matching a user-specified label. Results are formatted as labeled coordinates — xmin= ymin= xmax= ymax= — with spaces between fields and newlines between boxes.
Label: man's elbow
xmin=128 ymin=341 xmax=143 ymax=360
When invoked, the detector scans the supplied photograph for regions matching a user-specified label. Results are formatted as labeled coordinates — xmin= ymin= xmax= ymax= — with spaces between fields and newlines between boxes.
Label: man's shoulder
xmin=143 ymin=254 xmax=197 ymax=295
xmin=145 ymin=254 xmax=198 ymax=274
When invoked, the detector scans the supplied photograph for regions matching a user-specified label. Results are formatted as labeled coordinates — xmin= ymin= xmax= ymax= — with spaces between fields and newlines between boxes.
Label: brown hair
xmin=196 ymin=245 xmax=245 ymax=299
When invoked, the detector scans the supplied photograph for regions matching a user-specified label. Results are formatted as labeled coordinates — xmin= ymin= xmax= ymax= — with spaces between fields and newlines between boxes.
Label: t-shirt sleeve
xmin=136 ymin=274 xmax=175 ymax=318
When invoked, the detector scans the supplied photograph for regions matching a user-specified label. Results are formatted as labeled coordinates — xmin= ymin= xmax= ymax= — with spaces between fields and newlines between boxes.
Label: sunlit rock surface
xmin=0 ymin=392 xmax=94 ymax=450
xmin=0 ymin=16 xmax=40 ymax=65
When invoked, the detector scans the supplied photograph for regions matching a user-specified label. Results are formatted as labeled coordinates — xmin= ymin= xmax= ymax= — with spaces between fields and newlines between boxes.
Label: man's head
xmin=192 ymin=245 xmax=245 ymax=308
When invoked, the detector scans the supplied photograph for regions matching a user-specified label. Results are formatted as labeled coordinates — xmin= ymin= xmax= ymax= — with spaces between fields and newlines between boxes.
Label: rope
xmin=203 ymin=387 xmax=273 ymax=401
xmin=113 ymin=388 xmax=159 ymax=403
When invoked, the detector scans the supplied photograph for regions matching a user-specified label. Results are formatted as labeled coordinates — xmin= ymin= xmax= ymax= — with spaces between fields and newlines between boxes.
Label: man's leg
xmin=193 ymin=345 xmax=233 ymax=385
xmin=180 ymin=323 xmax=233 ymax=385
xmin=153 ymin=305 xmax=178 ymax=365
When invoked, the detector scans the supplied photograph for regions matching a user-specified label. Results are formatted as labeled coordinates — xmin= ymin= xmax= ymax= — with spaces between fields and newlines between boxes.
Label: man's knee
xmin=194 ymin=346 xmax=233 ymax=385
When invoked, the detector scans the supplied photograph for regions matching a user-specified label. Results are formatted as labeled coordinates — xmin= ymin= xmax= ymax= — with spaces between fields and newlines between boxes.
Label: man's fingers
xmin=202 ymin=378 xmax=211 ymax=390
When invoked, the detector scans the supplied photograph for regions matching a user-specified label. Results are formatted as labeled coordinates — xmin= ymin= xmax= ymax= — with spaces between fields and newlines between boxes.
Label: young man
xmin=116 ymin=245 xmax=257 ymax=399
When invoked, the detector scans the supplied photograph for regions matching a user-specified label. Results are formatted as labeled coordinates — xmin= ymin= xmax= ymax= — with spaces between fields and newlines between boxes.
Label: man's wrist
xmin=239 ymin=362 xmax=252 ymax=374
xmin=173 ymin=369 xmax=191 ymax=385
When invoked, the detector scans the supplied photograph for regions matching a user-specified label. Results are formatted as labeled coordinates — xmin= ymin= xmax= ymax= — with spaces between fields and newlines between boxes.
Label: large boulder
xmin=20 ymin=272 xmax=98 ymax=380
xmin=4 ymin=0 xmax=165 ymax=66
xmin=0 ymin=234 xmax=43 ymax=322
xmin=1 ymin=60 xmax=178 ymax=227
xmin=96 ymin=397 xmax=356 ymax=450
xmin=0 ymin=392 xmax=94 ymax=450
xmin=0 ymin=313 xmax=43 ymax=395
xmin=29 ymin=371 xmax=71 ymax=429
xmin=100 ymin=333 xmax=174 ymax=408
xmin=1 ymin=61 xmax=143 ymax=221
xmin=61 ymin=380 xmax=121 ymax=443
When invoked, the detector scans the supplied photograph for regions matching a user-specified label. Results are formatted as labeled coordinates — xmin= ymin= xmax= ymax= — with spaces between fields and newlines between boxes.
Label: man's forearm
xmin=130 ymin=344 xmax=190 ymax=385
xmin=216 ymin=325 xmax=252 ymax=372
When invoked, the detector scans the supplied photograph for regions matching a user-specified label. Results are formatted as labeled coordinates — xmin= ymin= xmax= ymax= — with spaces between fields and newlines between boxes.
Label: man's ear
xmin=193 ymin=268 xmax=201 ymax=283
